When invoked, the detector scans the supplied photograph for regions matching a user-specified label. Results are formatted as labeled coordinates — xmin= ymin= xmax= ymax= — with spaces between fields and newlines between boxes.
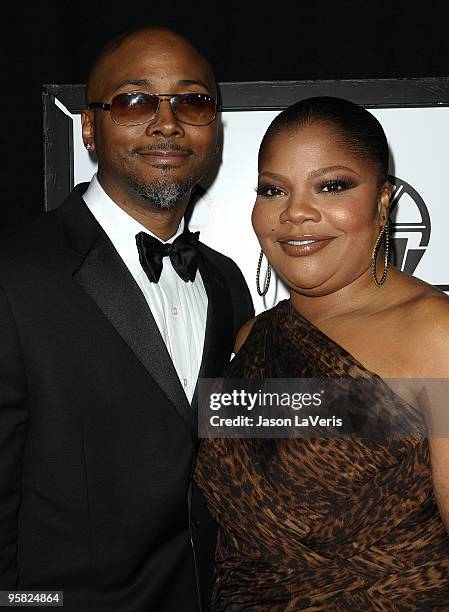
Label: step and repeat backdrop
xmin=43 ymin=80 xmax=449 ymax=313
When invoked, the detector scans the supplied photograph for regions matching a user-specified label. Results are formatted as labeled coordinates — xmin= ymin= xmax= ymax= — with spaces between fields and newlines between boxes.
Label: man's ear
xmin=377 ymin=180 xmax=392 ymax=226
xmin=213 ymin=115 xmax=223 ymax=156
xmin=81 ymin=109 xmax=96 ymax=153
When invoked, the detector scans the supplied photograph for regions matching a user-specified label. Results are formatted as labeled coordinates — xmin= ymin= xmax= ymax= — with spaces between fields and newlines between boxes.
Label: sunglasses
xmin=87 ymin=92 xmax=219 ymax=127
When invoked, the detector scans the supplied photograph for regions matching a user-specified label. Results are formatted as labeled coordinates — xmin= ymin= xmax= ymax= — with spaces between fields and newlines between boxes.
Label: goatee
xmin=130 ymin=173 xmax=195 ymax=210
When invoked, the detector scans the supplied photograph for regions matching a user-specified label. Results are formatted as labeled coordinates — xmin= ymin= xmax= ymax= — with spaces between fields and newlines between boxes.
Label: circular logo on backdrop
xmin=388 ymin=175 xmax=431 ymax=275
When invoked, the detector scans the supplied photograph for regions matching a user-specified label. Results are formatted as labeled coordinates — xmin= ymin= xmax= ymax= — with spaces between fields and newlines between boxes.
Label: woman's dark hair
xmin=259 ymin=96 xmax=390 ymax=185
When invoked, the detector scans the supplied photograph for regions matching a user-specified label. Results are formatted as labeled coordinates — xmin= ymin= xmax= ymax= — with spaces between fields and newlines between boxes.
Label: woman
xmin=195 ymin=97 xmax=449 ymax=610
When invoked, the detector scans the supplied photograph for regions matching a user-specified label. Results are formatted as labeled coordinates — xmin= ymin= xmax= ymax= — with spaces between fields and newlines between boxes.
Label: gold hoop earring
xmin=371 ymin=221 xmax=389 ymax=287
xmin=256 ymin=249 xmax=271 ymax=296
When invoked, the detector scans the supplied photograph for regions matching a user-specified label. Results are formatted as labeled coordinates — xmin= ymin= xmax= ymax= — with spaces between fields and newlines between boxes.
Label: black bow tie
xmin=136 ymin=229 xmax=200 ymax=283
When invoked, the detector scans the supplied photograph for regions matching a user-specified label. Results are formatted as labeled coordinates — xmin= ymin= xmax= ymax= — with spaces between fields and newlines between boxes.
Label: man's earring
xmin=256 ymin=249 xmax=271 ymax=296
xmin=371 ymin=220 xmax=390 ymax=287
xmin=85 ymin=143 xmax=91 ymax=151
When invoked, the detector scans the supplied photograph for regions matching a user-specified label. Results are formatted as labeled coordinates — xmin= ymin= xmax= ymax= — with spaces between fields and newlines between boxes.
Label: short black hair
xmin=85 ymin=26 xmax=216 ymax=103
xmin=259 ymin=96 xmax=389 ymax=185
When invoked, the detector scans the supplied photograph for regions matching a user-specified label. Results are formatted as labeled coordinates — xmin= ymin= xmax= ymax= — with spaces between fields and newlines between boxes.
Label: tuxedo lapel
xmin=195 ymin=247 xmax=234 ymax=383
xmin=57 ymin=187 xmax=195 ymax=438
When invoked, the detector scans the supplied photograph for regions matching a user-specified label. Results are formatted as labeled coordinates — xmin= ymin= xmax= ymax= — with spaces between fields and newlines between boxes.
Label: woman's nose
xmin=279 ymin=195 xmax=321 ymax=224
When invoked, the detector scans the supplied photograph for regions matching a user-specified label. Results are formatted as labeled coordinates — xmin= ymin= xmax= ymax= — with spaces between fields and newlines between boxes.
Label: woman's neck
xmin=289 ymin=266 xmax=399 ymax=326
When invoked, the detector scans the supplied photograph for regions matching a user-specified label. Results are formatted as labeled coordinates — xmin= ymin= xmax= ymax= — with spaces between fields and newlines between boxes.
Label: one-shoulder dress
xmin=194 ymin=299 xmax=449 ymax=611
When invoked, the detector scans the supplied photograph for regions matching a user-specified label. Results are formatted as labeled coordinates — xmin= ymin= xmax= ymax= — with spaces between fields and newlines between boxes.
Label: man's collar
xmin=82 ymin=174 xmax=185 ymax=279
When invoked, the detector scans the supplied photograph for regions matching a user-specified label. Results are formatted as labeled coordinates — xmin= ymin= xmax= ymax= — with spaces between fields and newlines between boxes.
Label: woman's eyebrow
xmin=258 ymin=171 xmax=287 ymax=181
xmin=307 ymin=165 xmax=361 ymax=179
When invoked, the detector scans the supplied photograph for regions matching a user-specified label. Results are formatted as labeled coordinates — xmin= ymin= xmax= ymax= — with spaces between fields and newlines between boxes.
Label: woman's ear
xmin=377 ymin=181 xmax=392 ymax=226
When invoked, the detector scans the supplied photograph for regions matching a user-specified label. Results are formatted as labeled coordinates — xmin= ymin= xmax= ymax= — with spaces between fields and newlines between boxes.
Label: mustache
xmin=134 ymin=142 xmax=194 ymax=155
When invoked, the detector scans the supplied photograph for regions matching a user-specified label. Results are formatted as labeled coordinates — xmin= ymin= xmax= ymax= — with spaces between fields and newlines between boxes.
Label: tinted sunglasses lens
xmin=172 ymin=94 xmax=217 ymax=125
xmin=110 ymin=93 xmax=159 ymax=125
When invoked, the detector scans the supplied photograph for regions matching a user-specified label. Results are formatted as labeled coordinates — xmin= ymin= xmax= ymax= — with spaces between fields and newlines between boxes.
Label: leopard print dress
xmin=194 ymin=299 xmax=449 ymax=611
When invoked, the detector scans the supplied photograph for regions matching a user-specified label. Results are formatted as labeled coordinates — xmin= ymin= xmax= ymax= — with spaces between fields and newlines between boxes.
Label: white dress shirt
xmin=83 ymin=175 xmax=208 ymax=402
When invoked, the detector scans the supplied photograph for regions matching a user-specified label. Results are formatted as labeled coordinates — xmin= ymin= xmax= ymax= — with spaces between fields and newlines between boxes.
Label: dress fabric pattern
xmin=195 ymin=300 xmax=449 ymax=611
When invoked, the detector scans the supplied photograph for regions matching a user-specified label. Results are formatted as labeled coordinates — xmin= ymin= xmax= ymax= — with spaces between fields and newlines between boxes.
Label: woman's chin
xmin=287 ymin=278 xmax=335 ymax=297
xmin=273 ymin=264 xmax=337 ymax=295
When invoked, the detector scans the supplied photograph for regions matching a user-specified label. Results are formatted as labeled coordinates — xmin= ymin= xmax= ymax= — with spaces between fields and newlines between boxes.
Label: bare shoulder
xmin=404 ymin=288 xmax=449 ymax=377
xmin=409 ymin=289 xmax=449 ymax=330
xmin=234 ymin=317 xmax=257 ymax=353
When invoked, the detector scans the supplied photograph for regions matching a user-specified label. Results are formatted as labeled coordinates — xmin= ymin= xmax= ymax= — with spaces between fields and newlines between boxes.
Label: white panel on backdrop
xmin=71 ymin=107 xmax=449 ymax=313
xmin=373 ymin=108 xmax=449 ymax=290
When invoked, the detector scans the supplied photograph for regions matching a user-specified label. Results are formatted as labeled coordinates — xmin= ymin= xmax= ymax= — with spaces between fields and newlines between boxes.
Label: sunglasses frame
xmin=87 ymin=92 xmax=220 ymax=127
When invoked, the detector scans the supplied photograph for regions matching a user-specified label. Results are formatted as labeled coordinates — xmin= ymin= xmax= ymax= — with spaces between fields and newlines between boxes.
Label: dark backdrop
xmin=2 ymin=0 xmax=448 ymax=231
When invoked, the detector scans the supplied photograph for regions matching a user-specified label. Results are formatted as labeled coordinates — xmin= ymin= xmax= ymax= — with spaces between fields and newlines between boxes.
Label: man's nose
xmin=145 ymin=99 xmax=184 ymax=138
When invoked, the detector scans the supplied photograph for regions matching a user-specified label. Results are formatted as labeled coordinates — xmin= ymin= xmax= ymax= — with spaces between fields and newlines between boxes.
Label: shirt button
xmin=172 ymin=307 xmax=178 ymax=315
xmin=183 ymin=378 xmax=188 ymax=387
xmin=191 ymin=517 xmax=200 ymax=531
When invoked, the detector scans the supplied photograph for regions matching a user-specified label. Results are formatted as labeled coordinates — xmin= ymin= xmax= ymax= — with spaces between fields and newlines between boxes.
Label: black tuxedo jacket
xmin=0 ymin=185 xmax=253 ymax=611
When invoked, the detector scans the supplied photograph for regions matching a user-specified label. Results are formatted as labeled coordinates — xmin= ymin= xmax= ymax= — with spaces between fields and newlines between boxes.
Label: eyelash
xmin=255 ymin=184 xmax=286 ymax=198
xmin=255 ymin=176 xmax=356 ymax=199
xmin=317 ymin=177 xmax=355 ymax=193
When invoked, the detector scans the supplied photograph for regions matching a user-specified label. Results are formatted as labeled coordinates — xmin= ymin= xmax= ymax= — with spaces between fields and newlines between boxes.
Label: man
xmin=0 ymin=28 xmax=253 ymax=611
